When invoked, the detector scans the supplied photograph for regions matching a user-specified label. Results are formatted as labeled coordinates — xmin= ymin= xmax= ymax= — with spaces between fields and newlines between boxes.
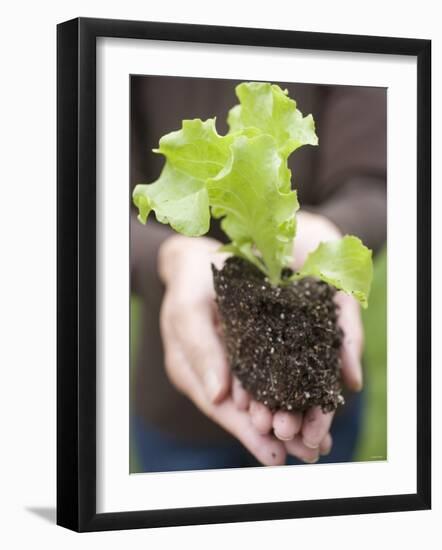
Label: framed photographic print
xmin=57 ymin=17 xmax=431 ymax=532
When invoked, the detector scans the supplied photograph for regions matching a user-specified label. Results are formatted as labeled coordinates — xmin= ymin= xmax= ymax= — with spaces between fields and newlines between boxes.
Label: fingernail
xmin=204 ymin=370 xmax=221 ymax=402
xmin=303 ymin=439 xmax=319 ymax=450
xmin=274 ymin=430 xmax=293 ymax=442
xmin=304 ymin=455 xmax=319 ymax=464
xmin=321 ymin=447 xmax=331 ymax=456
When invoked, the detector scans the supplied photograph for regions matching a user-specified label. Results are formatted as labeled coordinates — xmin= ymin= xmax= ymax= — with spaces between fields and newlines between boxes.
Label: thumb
xmin=335 ymin=291 xmax=364 ymax=392
xmin=176 ymin=300 xmax=230 ymax=403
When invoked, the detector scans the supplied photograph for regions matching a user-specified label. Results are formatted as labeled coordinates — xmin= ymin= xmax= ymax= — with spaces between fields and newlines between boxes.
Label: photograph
xmin=56 ymin=16 xmax=431 ymax=531
xmin=0 ymin=0 xmax=436 ymax=543
xmin=129 ymin=75 xmax=387 ymax=474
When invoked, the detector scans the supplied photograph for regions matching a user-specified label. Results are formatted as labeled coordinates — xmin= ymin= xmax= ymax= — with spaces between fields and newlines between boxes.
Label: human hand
xmin=232 ymin=211 xmax=364 ymax=463
xmin=158 ymin=234 xmax=287 ymax=466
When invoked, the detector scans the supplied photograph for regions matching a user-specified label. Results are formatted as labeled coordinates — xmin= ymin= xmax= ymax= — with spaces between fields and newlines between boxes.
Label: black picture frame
xmin=57 ymin=17 xmax=431 ymax=532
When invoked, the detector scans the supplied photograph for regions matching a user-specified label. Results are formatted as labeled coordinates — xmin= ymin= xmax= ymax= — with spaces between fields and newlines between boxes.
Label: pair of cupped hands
xmin=158 ymin=211 xmax=364 ymax=465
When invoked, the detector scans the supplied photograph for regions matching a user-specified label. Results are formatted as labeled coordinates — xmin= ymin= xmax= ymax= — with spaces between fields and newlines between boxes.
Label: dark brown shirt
xmin=130 ymin=76 xmax=386 ymax=442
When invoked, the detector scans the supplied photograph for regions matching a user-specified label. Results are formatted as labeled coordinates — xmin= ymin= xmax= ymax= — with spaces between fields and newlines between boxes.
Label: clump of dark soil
xmin=212 ymin=257 xmax=344 ymax=413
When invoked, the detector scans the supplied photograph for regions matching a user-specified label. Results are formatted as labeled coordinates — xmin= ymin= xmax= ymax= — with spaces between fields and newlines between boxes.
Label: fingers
xmin=319 ymin=433 xmax=333 ymax=456
xmin=335 ymin=291 xmax=364 ymax=392
xmin=162 ymin=327 xmax=286 ymax=467
xmin=273 ymin=410 xmax=302 ymax=441
xmin=235 ymin=386 xmax=303 ymax=443
xmin=301 ymin=407 xmax=334 ymax=450
xmin=285 ymin=432 xmax=333 ymax=463
xmin=249 ymin=400 xmax=273 ymax=434
xmin=213 ymin=400 xmax=287 ymax=466
xmin=232 ymin=377 xmax=250 ymax=410
xmin=285 ymin=436 xmax=320 ymax=463
xmin=172 ymin=300 xmax=230 ymax=403
xmin=183 ymin=361 xmax=286 ymax=466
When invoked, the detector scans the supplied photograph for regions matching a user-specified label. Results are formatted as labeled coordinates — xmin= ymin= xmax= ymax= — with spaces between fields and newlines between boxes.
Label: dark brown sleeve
xmin=311 ymin=86 xmax=387 ymax=253
xmin=130 ymin=214 xmax=172 ymax=303
xmin=129 ymin=77 xmax=175 ymax=303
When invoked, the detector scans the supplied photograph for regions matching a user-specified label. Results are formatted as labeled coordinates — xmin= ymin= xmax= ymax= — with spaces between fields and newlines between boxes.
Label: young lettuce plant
xmin=133 ymin=82 xmax=373 ymax=308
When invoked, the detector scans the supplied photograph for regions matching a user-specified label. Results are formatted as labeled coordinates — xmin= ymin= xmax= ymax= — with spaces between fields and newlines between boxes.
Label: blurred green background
xmin=130 ymin=247 xmax=387 ymax=466
xmin=355 ymin=247 xmax=387 ymax=461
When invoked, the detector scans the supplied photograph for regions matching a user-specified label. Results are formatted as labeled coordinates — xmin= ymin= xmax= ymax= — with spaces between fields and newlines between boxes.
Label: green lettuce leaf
xmin=133 ymin=163 xmax=211 ymax=236
xmin=227 ymin=82 xmax=318 ymax=159
xmin=296 ymin=235 xmax=373 ymax=308
xmin=132 ymin=118 xmax=233 ymax=235
xmin=207 ymin=134 xmax=298 ymax=284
